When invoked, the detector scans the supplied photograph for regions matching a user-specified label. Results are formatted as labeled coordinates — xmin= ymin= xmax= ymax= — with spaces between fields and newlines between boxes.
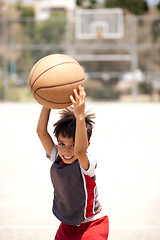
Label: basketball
xmin=29 ymin=54 xmax=85 ymax=109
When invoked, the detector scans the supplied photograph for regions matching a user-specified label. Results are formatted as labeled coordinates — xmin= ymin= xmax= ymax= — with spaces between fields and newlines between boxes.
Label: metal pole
xmin=131 ymin=16 xmax=138 ymax=102
xmin=65 ymin=9 xmax=74 ymax=55
xmin=2 ymin=17 xmax=9 ymax=101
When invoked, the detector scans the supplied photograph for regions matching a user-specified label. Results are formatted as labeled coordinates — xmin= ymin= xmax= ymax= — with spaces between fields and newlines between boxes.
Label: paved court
xmin=0 ymin=101 xmax=160 ymax=240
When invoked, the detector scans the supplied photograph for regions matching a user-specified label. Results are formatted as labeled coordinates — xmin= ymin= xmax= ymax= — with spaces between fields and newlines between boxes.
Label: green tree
xmin=16 ymin=11 xmax=66 ymax=73
xmin=157 ymin=2 xmax=160 ymax=11
xmin=152 ymin=2 xmax=160 ymax=42
xmin=76 ymin=0 xmax=97 ymax=8
xmin=151 ymin=19 xmax=160 ymax=42
xmin=104 ymin=0 xmax=149 ymax=15
xmin=16 ymin=2 xmax=35 ymax=17
xmin=34 ymin=16 xmax=66 ymax=44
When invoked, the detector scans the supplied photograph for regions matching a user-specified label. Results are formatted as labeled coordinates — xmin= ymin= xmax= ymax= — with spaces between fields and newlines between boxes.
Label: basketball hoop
xmin=75 ymin=8 xmax=124 ymax=40
xmin=96 ymin=30 xmax=103 ymax=39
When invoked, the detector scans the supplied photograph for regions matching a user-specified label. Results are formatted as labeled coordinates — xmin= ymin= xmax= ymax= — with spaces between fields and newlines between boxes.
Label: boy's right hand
xmin=70 ymin=85 xmax=86 ymax=120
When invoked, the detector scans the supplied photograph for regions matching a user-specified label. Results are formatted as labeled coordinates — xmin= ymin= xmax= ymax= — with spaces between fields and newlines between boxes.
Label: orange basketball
xmin=29 ymin=54 xmax=85 ymax=109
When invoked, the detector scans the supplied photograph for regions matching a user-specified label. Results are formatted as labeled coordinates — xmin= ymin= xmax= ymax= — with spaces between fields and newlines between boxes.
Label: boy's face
xmin=57 ymin=133 xmax=77 ymax=165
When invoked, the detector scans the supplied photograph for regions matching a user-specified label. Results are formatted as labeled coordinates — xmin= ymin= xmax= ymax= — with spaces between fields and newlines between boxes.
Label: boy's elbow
xmin=36 ymin=126 xmax=40 ymax=135
xmin=36 ymin=127 xmax=44 ymax=139
xmin=37 ymin=128 xmax=41 ymax=139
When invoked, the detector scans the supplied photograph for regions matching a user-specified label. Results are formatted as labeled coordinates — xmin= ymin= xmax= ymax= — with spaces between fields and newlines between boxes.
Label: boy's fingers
xmin=70 ymin=95 xmax=76 ymax=104
xmin=71 ymin=86 xmax=86 ymax=106
xmin=80 ymin=86 xmax=86 ymax=101
xmin=73 ymin=89 xmax=80 ymax=101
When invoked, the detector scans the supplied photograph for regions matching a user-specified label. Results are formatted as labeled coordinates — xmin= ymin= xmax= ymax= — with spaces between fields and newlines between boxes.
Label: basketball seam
xmin=34 ymin=78 xmax=85 ymax=92
xmin=31 ymin=62 xmax=80 ymax=89
xmin=35 ymin=92 xmax=71 ymax=105
xmin=29 ymin=57 xmax=44 ymax=87
xmin=34 ymin=78 xmax=85 ymax=105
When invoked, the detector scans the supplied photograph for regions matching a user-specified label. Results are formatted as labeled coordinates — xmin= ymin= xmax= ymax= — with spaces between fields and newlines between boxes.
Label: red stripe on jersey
xmin=83 ymin=174 xmax=96 ymax=218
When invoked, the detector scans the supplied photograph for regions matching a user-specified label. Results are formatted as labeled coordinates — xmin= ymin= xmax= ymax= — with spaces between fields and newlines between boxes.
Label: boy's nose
xmin=66 ymin=145 xmax=74 ymax=153
xmin=64 ymin=146 xmax=71 ymax=152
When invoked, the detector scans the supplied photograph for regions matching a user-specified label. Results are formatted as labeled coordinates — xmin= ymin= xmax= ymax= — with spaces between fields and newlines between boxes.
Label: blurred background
xmin=0 ymin=1 xmax=160 ymax=240
xmin=0 ymin=0 xmax=160 ymax=103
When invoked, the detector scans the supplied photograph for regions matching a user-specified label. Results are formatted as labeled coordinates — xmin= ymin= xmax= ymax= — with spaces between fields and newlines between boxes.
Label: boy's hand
xmin=70 ymin=85 xmax=86 ymax=119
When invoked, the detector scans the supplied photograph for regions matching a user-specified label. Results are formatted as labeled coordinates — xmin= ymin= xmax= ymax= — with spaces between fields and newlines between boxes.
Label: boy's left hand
xmin=70 ymin=85 xmax=86 ymax=119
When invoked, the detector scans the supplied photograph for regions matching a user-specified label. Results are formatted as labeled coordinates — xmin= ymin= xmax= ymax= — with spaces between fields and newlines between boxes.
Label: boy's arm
xmin=37 ymin=107 xmax=54 ymax=157
xmin=70 ymin=86 xmax=89 ymax=170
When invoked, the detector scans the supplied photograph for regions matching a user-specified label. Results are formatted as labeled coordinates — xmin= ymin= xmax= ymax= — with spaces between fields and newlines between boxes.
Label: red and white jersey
xmin=49 ymin=145 xmax=102 ymax=226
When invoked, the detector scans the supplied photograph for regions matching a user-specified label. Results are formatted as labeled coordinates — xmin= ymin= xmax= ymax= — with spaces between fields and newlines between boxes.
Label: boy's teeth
xmin=64 ymin=155 xmax=72 ymax=159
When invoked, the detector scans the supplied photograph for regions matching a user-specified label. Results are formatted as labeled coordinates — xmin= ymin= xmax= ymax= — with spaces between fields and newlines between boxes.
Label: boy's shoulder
xmin=46 ymin=144 xmax=58 ymax=162
xmin=80 ymin=152 xmax=97 ymax=178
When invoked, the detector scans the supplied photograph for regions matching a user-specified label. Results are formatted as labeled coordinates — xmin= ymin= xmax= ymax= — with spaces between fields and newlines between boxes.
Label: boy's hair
xmin=53 ymin=107 xmax=95 ymax=142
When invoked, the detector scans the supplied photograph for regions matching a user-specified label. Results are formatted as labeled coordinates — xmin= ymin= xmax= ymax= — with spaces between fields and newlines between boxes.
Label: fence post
xmin=131 ymin=15 xmax=138 ymax=102
xmin=2 ymin=17 xmax=9 ymax=101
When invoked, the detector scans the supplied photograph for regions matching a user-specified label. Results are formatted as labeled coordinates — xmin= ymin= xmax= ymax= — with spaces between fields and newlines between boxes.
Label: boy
xmin=37 ymin=85 xmax=109 ymax=239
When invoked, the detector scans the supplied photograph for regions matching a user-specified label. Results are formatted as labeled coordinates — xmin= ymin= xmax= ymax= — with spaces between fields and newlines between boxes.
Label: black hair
xmin=53 ymin=107 xmax=95 ymax=142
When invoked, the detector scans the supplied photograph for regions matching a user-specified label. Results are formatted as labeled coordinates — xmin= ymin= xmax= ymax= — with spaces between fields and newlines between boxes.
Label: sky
xmin=4 ymin=0 xmax=160 ymax=6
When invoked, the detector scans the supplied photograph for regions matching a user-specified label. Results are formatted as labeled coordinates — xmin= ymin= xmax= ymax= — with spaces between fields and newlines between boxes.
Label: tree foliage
xmin=157 ymin=2 xmax=160 ymax=11
xmin=16 ymin=3 xmax=35 ymax=17
xmin=151 ymin=19 xmax=160 ymax=42
xmin=76 ymin=0 xmax=97 ymax=8
xmin=16 ymin=11 xmax=66 ymax=72
xmin=104 ymin=0 xmax=149 ymax=15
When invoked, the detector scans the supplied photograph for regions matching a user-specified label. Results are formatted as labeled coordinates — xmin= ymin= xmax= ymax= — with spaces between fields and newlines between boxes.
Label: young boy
xmin=37 ymin=85 xmax=109 ymax=239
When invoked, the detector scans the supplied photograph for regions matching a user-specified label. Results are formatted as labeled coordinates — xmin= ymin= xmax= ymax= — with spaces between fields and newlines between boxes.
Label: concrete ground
xmin=0 ymin=101 xmax=160 ymax=240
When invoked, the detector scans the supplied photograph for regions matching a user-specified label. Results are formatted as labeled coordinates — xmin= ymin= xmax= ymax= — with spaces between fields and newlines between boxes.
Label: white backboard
xmin=75 ymin=8 xmax=124 ymax=39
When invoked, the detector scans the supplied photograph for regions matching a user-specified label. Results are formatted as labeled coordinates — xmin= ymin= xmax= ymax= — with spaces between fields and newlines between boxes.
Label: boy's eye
xmin=59 ymin=143 xmax=64 ymax=146
xmin=72 ymin=144 xmax=74 ymax=147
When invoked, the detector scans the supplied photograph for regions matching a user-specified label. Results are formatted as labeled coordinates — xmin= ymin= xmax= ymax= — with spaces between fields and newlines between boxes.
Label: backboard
xmin=75 ymin=8 xmax=124 ymax=39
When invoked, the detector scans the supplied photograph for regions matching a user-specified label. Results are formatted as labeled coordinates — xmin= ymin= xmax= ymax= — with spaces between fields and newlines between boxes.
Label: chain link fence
xmin=0 ymin=12 xmax=160 ymax=102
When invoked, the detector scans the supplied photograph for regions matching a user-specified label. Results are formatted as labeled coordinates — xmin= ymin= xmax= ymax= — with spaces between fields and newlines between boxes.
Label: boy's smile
xmin=57 ymin=133 xmax=77 ymax=164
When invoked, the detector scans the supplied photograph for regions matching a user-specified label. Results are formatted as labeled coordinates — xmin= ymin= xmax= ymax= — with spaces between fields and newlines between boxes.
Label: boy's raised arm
xmin=70 ymin=86 xmax=89 ymax=170
xmin=37 ymin=107 xmax=54 ymax=157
